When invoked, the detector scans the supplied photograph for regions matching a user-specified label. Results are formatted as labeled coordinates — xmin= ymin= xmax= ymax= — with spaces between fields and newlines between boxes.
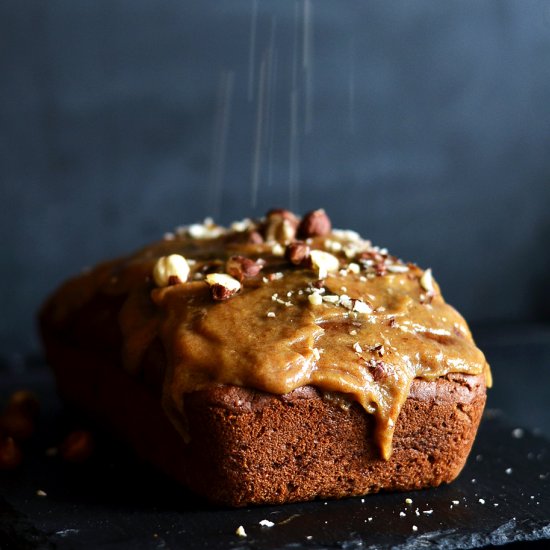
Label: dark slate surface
xmin=1 ymin=360 xmax=549 ymax=549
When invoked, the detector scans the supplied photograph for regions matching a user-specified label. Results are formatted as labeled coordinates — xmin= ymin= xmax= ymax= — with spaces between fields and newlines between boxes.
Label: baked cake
xmin=39 ymin=209 xmax=491 ymax=506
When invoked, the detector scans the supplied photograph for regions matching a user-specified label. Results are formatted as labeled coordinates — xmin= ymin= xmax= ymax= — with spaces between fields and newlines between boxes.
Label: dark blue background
xmin=1 ymin=0 xmax=550 ymax=357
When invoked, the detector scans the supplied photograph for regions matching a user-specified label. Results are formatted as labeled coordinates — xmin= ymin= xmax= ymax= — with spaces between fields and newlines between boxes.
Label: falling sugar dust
xmin=208 ymin=1 xmax=357 ymax=214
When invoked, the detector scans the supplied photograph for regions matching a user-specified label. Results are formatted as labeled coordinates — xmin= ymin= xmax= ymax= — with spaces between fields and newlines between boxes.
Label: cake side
xmin=40 ymin=320 xmax=486 ymax=507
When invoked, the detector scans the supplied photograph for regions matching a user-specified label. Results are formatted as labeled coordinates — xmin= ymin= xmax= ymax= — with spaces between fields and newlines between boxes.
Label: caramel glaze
xmin=46 ymin=216 xmax=491 ymax=460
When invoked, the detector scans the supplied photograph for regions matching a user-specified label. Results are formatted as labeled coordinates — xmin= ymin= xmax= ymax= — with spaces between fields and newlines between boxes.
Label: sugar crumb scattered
xmin=259 ymin=519 xmax=275 ymax=527
xmin=235 ymin=525 xmax=247 ymax=537
xmin=512 ymin=428 xmax=524 ymax=439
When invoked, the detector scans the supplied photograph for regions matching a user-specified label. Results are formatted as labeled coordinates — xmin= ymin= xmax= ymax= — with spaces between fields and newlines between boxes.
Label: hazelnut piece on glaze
xmin=153 ymin=254 xmax=190 ymax=287
xmin=226 ymin=256 xmax=264 ymax=281
xmin=285 ymin=241 xmax=311 ymax=265
xmin=297 ymin=209 xmax=332 ymax=239
xmin=264 ymin=209 xmax=299 ymax=244
xmin=310 ymin=250 xmax=340 ymax=279
xmin=205 ymin=273 xmax=242 ymax=301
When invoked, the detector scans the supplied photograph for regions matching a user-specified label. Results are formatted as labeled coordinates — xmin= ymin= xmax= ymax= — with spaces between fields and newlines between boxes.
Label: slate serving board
xmin=1 ymin=367 xmax=549 ymax=550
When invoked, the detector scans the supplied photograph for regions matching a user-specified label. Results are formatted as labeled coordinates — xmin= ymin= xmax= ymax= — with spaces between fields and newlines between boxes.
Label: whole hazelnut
xmin=297 ymin=209 xmax=332 ymax=239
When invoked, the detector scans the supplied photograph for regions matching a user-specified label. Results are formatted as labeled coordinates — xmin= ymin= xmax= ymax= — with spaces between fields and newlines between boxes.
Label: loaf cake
xmin=39 ymin=209 xmax=491 ymax=506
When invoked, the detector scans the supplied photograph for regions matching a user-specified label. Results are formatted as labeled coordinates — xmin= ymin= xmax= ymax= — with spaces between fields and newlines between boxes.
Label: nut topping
xmin=264 ymin=209 xmax=299 ymax=244
xmin=297 ymin=209 xmax=331 ymax=238
xmin=370 ymin=360 xmax=389 ymax=381
xmin=420 ymin=268 xmax=434 ymax=294
xmin=308 ymin=292 xmax=323 ymax=306
xmin=285 ymin=241 xmax=310 ymax=265
xmin=226 ymin=256 xmax=264 ymax=281
xmin=153 ymin=254 xmax=190 ymax=287
xmin=205 ymin=273 xmax=241 ymax=300
xmin=310 ymin=249 xmax=340 ymax=279
xmin=248 ymin=230 xmax=264 ymax=244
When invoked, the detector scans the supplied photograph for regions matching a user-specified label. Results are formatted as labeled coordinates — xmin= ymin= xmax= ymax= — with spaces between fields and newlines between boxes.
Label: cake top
xmin=48 ymin=209 xmax=490 ymax=459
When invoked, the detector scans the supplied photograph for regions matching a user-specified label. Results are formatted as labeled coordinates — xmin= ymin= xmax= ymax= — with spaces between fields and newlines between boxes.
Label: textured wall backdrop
xmin=1 ymin=0 xmax=550 ymax=354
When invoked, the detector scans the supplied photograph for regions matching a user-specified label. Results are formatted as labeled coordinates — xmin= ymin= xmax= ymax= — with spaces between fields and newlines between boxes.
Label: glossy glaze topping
xmin=51 ymin=209 xmax=491 ymax=459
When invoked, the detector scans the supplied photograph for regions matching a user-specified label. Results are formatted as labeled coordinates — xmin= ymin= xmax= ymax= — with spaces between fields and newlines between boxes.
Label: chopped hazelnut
xmin=420 ymin=268 xmax=434 ymax=293
xmin=371 ymin=361 xmax=389 ymax=381
xmin=205 ymin=273 xmax=241 ymax=300
xmin=387 ymin=264 xmax=409 ymax=274
xmin=153 ymin=254 xmax=190 ymax=287
xmin=310 ymin=250 xmax=340 ymax=279
xmin=308 ymin=292 xmax=323 ymax=306
xmin=271 ymin=243 xmax=285 ymax=257
xmin=297 ymin=209 xmax=332 ymax=238
xmin=285 ymin=241 xmax=310 ymax=265
xmin=187 ymin=219 xmax=224 ymax=239
xmin=353 ymin=300 xmax=372 ymax=315
xmin=230 ymin=218 xmax=252 ymax=232
xmin=226 ymin=255 xmax=264 ymax=281
xmin=248 ymin=230 xmax=264 ymax=244
xmin=264 ymin=209 xmax=299 ymax=244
